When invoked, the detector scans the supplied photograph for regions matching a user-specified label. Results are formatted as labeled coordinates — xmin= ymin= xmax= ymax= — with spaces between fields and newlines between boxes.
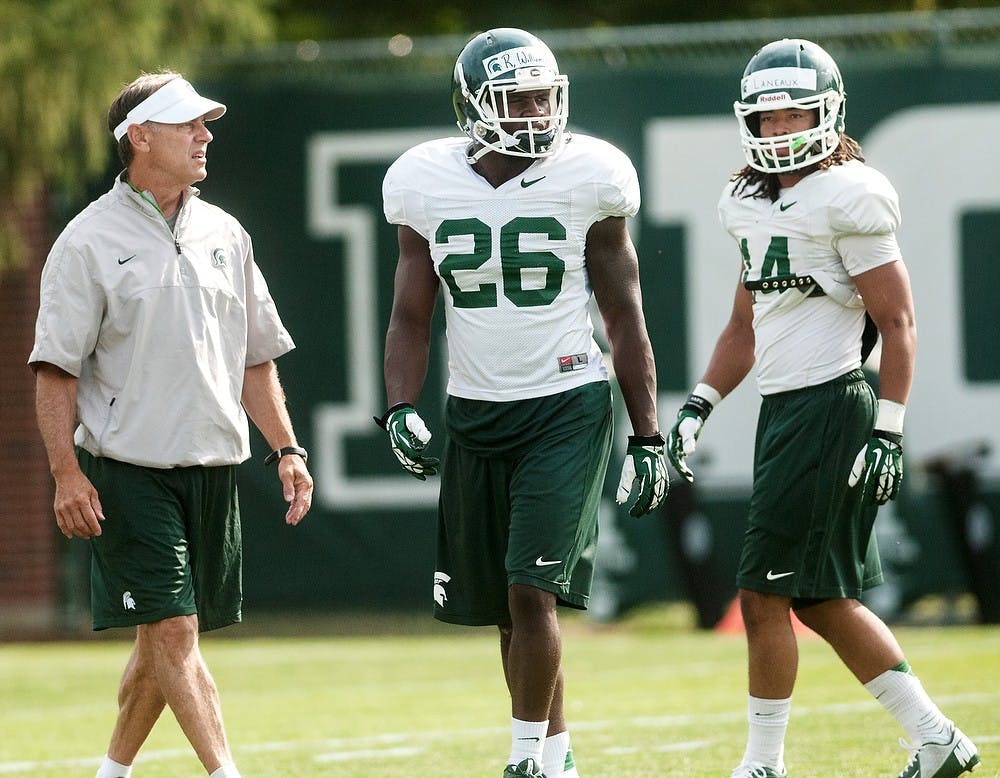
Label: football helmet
xmin=734 ymin=38 xmax=846 ymax=173
xmin=452 ymin=28 xmax=569 ymax=162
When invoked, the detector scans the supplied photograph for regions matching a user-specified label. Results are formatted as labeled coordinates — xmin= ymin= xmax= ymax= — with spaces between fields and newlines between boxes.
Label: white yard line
xmin=0 ymin=693 xmax=992 ymax=773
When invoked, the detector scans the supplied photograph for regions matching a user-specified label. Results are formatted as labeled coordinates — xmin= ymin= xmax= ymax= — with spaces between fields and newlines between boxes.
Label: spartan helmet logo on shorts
xmin=433 ymin=571 xmax=451 ymax=607
xmin=122 ymin=591 xmax=136 ymax=611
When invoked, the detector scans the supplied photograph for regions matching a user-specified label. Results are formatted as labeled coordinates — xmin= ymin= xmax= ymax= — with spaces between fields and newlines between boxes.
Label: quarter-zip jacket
xmin=30 ymin=175 xmax=294 ymax=468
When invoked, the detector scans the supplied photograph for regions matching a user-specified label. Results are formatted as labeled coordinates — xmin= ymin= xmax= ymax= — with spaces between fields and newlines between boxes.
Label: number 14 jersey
xmin=718 ymin=159 xmax=903 ymax=395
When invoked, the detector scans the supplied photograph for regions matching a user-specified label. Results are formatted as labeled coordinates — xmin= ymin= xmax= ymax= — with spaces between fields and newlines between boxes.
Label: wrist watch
xmin=263 ymin=446 xmax=308 ymax=466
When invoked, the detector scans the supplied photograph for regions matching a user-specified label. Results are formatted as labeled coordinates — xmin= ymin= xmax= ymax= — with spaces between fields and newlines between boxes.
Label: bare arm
xmin=242 ymin=360 xmax=313 ymax=525
xmin=587 ymin=216 xmax=659 ymax=436
xmin=852 ymin=259 xmax=916 ymax=405
xmin=699 ymin=264 xmax=757 ymax=399
xmin=33 ymin=362 xmax=105 ymax=538
xmin=383 ymin=225 xmax=439 ymax=408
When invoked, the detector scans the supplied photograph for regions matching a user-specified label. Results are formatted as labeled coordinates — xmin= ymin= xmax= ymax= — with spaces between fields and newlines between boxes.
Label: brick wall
xmin=0 ymin=191 xmax=59 ymax=634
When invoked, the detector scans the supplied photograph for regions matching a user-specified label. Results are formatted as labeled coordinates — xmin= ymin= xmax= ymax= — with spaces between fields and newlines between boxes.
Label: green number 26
xmin=436 ymin=216 xmax=566 ymax=308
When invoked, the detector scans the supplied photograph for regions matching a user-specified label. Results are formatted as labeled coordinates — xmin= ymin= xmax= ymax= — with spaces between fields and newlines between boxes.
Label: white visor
xmin=113 ymin=78 xmax=226 ymax=141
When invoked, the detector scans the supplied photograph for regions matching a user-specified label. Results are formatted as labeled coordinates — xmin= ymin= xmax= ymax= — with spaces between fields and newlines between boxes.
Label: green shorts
xmin=435 ymin=381 xmax=614 ymax=626
xmin=736 ymin=370 xmax=884 ymax=599
xmin=79 ymin=450 xmax=242 ymax=632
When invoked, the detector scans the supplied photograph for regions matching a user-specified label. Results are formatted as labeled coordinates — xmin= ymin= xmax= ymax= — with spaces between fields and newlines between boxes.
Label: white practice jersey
xmin=718 ymin=159 xmax=902 ymax=395
xmin=383 ymin=133 xmax=639 ymax=401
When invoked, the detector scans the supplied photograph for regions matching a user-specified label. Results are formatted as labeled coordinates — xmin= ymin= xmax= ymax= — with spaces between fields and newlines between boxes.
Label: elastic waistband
xmin=764 ymin=369 xmax=868 ymax=402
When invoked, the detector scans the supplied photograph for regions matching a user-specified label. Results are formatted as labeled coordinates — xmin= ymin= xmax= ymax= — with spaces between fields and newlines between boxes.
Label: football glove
xmin=848 ymin=399 xmax=905 ymax=505
xmin=374 ymin=403 xmax=440 ymax=481
xmin=666 ymin=384 xmax=720 ymax=483
xmin=616 ymin=433 xmax=669 ymax=517
xmin=849 ymin=432 xmax=903 ymax=505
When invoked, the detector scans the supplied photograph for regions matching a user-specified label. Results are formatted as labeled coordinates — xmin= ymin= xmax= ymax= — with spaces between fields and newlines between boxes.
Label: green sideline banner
xmin=190 ymin=49 xmax=1000 ymax=620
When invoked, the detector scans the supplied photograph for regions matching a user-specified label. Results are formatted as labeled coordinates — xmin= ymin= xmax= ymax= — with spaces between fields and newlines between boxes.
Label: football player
xmin=666 ymin=38 xmax=981 ymax=778
xmin=378 ymin=27 xmax=667 ymax=778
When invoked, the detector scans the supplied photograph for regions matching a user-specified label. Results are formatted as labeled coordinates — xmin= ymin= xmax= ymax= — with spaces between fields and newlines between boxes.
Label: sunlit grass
xmin=0 ymin=604 xmax=995 ymax=777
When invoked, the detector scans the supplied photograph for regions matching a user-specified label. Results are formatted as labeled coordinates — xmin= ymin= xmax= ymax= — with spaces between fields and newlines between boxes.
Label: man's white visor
xmin=113 ymin=78 xmax=226 ymax=141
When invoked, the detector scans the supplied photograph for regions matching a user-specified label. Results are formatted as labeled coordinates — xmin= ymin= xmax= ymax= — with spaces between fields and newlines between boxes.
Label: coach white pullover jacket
xmin=29 ymin=175 xmax=294 ymax=468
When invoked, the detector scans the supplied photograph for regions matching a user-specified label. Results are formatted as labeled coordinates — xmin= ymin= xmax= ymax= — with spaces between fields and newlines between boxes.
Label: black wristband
xmin=628 ymin=432 xmax=665 ymax=447
xmin=264 ymin=446 xmax=308 ymax=466
xmin=681 ymin=393 xmax=714 ymax=421
xmin=873 ymin=429 xmax=903 ymax=446
xmin=373 ymin=402 xmax=414 ymax=431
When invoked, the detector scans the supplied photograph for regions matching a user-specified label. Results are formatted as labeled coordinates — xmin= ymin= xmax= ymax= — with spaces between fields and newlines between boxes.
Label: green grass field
xmin=1 ymin=605 xmax=996 ymax=777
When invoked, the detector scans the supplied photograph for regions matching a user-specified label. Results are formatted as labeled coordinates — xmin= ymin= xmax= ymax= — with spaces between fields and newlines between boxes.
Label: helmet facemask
xmin=735 ymin=89 xmax=844 ymax=173
xmin=454 ymin=40 xmax=569 ymax=162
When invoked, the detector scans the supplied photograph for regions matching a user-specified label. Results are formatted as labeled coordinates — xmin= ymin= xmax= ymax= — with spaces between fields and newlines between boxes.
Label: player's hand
xmin=616 ymin=433 xmax=669 ymax=517
xmin=666 ymin=389 xmax=716 ymax=483
xmin=848 ymin=431 xmax=903 ymax=505
xmin=374 ymin=403 xmax=440 ymax=480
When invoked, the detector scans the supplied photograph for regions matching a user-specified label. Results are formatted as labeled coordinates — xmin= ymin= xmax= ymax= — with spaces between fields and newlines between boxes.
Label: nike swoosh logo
xmin=778 ymin=201 xmax=797 ymax=211
xmin=535 ymin=556 xmax=562 ymax=567
xmin=117 ymin=255 xmax=136 ymax=265
xmin=766 ymin=570 xmax=795 ymax=580
xmin=870 ymin=447 xmax=884 ymax=473
xmin=516 ymin=736 xmax=541 ymax=742
xmin=520 ymin=176 xmax=546 ymax=188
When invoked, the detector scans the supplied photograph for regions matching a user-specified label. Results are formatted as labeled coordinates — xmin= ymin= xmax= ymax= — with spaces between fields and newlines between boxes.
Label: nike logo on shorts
xmin=766 ymin=570 xmax=795 ymax=580
xmin=535 ymin=557 xmax=562 ymax=567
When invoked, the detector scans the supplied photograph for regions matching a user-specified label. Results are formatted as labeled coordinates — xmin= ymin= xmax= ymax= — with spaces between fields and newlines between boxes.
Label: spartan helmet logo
xmin=433 ymin=571 xmax=451 ymax=607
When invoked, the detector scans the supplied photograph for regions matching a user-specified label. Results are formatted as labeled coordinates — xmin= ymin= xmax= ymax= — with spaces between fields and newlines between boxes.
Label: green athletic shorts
xmin=435 ymin=380 xmax=614 ymax=626
xmin=79 ymin=449 xmax=242 ymax=632
xmin=736 ymin=369 xmax=884 ymax=599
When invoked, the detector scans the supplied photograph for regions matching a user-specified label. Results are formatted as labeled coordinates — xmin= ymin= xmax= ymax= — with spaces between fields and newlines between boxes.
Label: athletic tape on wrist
xmin=875 ymin=399 xmax=906 ymax=435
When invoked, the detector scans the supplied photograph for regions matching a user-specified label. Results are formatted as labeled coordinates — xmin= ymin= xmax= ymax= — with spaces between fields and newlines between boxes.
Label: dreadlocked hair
xmin=730 ymin=134 xmax=865 ymax=201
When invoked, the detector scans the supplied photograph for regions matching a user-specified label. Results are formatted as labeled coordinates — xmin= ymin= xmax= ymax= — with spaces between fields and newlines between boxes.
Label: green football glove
xmin=848 ymin=432 xmax=903 ymax=505
xmin=616 ymin=433 xmax=669 ymax=517
xmin=374 ymin=403 xmax=440 ymax=481
xmin=848 ymin=399 xmax=905 ymax=505
xmin=666 ymin=385 xmax=719 ymax=483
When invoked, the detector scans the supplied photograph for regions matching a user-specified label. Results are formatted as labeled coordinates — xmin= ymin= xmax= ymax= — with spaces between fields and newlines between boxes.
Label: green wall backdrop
xmin=178 ymin=27 xmax=1000 ymax=619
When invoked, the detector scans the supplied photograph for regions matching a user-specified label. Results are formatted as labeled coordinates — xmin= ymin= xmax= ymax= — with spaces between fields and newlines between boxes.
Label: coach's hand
xmin=374 ymin=403 xmax=440 ymax=480
xmin=616 ymin=433 xmax=669 ymax=517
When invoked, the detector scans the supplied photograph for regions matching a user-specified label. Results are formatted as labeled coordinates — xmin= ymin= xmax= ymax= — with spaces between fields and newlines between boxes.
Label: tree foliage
xmin=0 ymin=0 xmax=273 ymax=277
xmin=263 ymin=0 xmax=994 ymax=41
xmin=4 ymin=0 xmax=995 ymax=278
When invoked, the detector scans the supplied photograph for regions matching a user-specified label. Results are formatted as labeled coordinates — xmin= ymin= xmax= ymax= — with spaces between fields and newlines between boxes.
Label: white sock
xmin=864 ymin=666 xmax=951 ymax=746
xmin=543 ymin=731 xmax=570 ymax=777
xmin=742 ymin=695 xmax=790 ymax=770
xmin=95 ymin=756 xmax=131 ymax=778
xmin=508 ymin=717 xmax=548 ymax=766
xmin=208 ymin=763 xmax=241 ymax=778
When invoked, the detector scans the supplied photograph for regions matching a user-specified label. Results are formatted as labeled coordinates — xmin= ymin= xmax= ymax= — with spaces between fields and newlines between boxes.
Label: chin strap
xmin=466 ymin=121 xmax=556 ymax=163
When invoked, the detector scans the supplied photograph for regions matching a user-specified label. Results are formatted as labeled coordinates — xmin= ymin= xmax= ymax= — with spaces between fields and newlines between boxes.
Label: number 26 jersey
xmin=383 ymin=133 xmax=640 ymax=402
